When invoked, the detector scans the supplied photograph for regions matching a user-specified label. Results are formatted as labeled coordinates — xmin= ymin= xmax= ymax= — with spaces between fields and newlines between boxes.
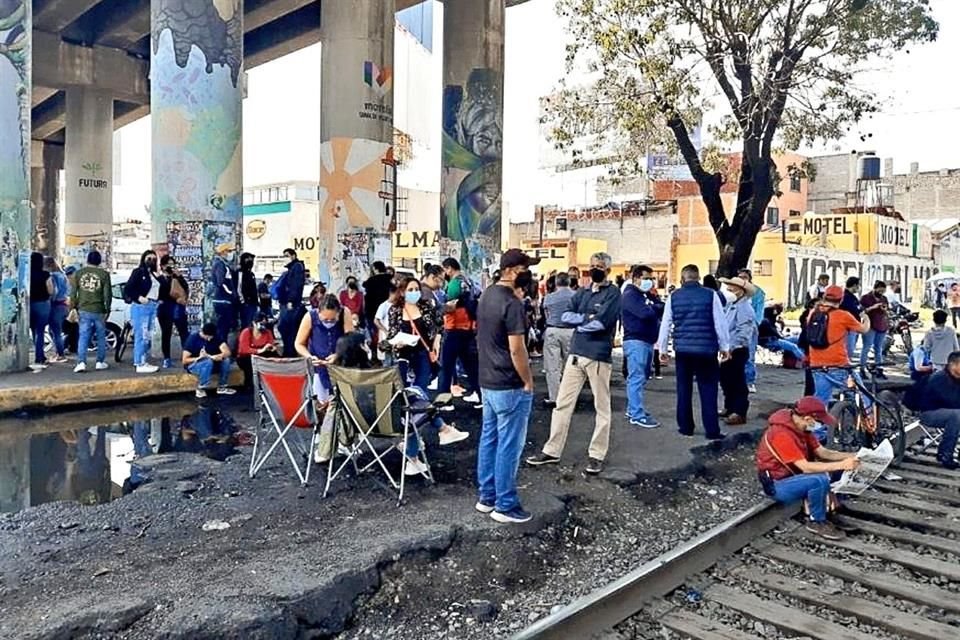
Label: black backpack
xmin=456 ymin=275 xmax=482 ymax=321
xmin=806 ymin=309 xmax=832 ymax=350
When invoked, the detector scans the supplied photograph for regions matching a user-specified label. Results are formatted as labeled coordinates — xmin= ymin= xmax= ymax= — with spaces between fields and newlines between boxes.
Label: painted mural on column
xmin=441 ymin=67 xmax=503 ymax=278
xmin=0 ymin=0 xmax=30 ymax=371
xmin=151 ymin=0 xmax=242 ymax=324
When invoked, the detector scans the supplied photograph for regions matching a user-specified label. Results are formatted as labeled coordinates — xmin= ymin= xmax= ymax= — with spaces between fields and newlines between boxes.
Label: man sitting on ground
xmin=183 ymin=322 xmax=236 ymax=398
xmin=922 ymin=309 xmax=960 ymax=369
xmin=756 ymin=396 xmax=860 ymax=540
xmin=908 ymin=350 xmax=960 ymax=469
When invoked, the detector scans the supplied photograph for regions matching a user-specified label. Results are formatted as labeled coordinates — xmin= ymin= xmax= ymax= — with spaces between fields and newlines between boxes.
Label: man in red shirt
xmin=756 ymin=396 xmax=860 ymax=540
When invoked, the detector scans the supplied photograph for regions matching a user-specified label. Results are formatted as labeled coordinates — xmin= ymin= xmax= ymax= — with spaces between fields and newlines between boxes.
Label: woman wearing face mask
xmin=339 ymin=276 xmax=365 ymax=326
xmin=237 ymin=312 xmax=279 ymax=391
xmin=29 ymin=252 xmax=54 ymax=370
xmin=295 ymin=294 xmax=355 ymax=400
xmin=122 ymin=250 xmax=163 ymax=374
xmin=238 ymin=252 xmax=260 ymax=331
xmin=717 ymin=276 xmax=758 ymax=425
xmin=756 ymin=396 xmax=860 ymax=541
xmin=387 ymin=277 xmax=440 ymax=391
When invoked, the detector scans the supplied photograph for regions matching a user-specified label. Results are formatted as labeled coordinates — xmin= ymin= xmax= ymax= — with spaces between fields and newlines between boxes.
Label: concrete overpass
xmin=0 ymin=0 xmax=526 ymax=372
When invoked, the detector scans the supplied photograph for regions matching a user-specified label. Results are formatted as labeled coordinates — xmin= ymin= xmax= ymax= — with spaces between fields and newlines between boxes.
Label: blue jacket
xmin=563 ymin=282 xmax=621 ymax=363
xmin=661 ymin=281 xmax=727 ymax=355
xmin=277 ymin=259 xmax=306 ymax=306
xmin=919 ymin=369 xmax=960 ymax=411
xmin=621 ymin=286 xmax=663 ymax=345
xmin=750 ymin=285 xmax=766 ymax=323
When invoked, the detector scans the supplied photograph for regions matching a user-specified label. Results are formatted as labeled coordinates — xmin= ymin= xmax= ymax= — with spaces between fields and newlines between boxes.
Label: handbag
xmin=170 ymin=277 xmax=188 ymax=306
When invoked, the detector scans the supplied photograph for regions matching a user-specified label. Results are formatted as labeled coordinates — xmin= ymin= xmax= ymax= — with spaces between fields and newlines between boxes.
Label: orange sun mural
xmin=318 ymin=137 xmax=394 ymax=235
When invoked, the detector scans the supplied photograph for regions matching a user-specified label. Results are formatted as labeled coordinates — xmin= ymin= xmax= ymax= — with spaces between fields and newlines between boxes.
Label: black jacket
xmin=125 ymin=252 xmax=159 ymax=303
xmin=278 ymin=259 xmax=306 ymax=306
xmin=918 ymin=369 xmax=960 ymax=412
xmin=159 ymin=273 xmax=189 ymax=304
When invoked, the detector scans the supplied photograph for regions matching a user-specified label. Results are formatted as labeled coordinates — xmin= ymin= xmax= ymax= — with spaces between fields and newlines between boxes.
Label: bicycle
xmin=822 ymin=365 xmax=906 ymax=464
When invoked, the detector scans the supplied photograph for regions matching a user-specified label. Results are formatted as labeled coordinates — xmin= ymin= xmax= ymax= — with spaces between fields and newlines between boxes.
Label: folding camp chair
xmin=323 ymin=364 xmax=433 ymax=505
xmin=249 ymin=356 xmax=320 ymax=485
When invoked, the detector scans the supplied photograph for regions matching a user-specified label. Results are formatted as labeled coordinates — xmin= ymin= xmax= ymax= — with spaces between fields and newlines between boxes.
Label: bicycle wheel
xmin=871 ymin=391 xmax=906 ymax=464
xmin=828 ymin=400 xmax=861 ymax=454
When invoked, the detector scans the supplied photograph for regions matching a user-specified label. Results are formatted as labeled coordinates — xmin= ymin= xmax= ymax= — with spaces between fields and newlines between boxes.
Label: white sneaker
xmin=462 ymin=392 xmax=480 ymax=404
xmin=427 ymin=379 xmax=438 ymax=391
xmin=196 ymin=388 xmax=207 ymax=398
xmin=439 ymin=426 xmax=470 ymax=446
xmin=73 ymin=363 xmax=87 ymax=373
xmin=404 ymin=458 xmax=430 ymax=476
xmin=217 ymin=387 xmax=237 ymax=395
xmin=748 ymin=384 xmax=757 ymax=394
xmin=136 ymin=364 xmax=159 ymax=374
xmin=95 ymin=362 xmax=109 ymax=371
xmin=28 ymin=363 xmax=48 ymax=371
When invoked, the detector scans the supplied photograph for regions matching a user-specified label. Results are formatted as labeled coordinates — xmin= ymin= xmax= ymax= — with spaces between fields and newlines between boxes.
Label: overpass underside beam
xmin=151 ymin=0 xmax=244 ymax=329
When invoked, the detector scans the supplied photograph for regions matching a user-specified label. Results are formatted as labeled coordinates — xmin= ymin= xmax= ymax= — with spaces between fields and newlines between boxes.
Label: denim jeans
xmin=398 ymin=349 xmax=433 ymax=391
xmin=772 ymin=473 xmax=830 ymax=522
xmin=29 ymin=300 xmax=51 ymax=364
xmin=812 ymin=367 xmax=871 ymax=409
xmin=187 ymin=357 xmax=232 ymax=387
xmin=279 ymin=305 xmax=305 ymax=357
xmin=131 ymin=301 xmax=158 ymax=366
xmin=766 ymin=338 xmax=806 ymax=361
xmin=405 ymin=415 xmax=446 ymax=457
xmin=48 ymin=302 xmax=67 ymax=356
xmin=846 ymin=331 xmax=860 ymax=361
xmin=860 ymin=329 xmax=885 ymax=368
xmin=477 ymin=387 xmax=533 ymax=513
xmin=77 ymin=311 xmax=107 ymax=365
xmin=214 ymin=301 xmax=236 ymax=342
xmin=438 ymin=329 xmax=480 ymax=394
xmin=239 ymin=303 xmax=259 ymax=331
xmin=745 ymin=330 xmax=758 ymax=385
xmin=623 ymin=339 xmax=653 ymax=421
xmin=919 ymin=409 xmax=960 ymax=462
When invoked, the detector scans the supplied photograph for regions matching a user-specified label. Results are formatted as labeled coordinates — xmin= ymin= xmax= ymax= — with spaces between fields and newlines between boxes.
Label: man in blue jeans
xmin=621 ymin=264 xmax=664 ymax=427
xmin=910 ymin=351 xmax=960 ymax=469
xmin=71 ymin=250 xmax=112 ymax=373
xmin=738 ymin=268 xmax=764 ymax=394
xmin=756 ymin=397 xmax=860 ymax=540
xmin=182 ymin=322 xmax=237 ymax=398
xmin=475 ymin=249 xmax=539 ymax=524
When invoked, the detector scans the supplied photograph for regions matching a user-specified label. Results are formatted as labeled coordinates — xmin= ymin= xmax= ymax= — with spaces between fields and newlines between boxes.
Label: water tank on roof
xmin=860 ymin=156 xmax=881 ymax=180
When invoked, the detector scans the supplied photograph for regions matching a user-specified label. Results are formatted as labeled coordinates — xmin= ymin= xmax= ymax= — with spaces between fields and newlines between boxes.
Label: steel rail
xmin=513 ymin=419 xmax=926 ymax=639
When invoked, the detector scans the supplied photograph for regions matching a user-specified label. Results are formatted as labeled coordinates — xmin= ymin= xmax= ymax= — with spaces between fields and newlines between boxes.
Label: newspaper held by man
xmin=831 ymin=439 xmax=894 ymax=496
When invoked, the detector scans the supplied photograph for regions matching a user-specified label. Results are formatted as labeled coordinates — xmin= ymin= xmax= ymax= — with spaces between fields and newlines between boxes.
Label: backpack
xmin=457 ymin=275 xmax=483 ymax=321
xmin=805 ymin=309 xmax=832 ymax=350
xmin=270 ymin=271 xmax=288 ymax=302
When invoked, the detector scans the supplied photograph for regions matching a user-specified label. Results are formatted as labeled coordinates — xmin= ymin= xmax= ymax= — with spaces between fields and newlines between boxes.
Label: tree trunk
xmin=715 ymin=155 xmax=775 ymax=277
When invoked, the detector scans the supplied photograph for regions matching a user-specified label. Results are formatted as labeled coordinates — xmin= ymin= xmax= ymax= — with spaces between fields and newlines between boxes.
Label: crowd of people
xmin=27 ymin=244 xmax=959 ymax=532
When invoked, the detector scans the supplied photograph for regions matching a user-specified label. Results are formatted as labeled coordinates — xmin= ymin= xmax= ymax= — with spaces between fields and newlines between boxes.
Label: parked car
xmin=44 ymin=270 xmax=132 ymax=359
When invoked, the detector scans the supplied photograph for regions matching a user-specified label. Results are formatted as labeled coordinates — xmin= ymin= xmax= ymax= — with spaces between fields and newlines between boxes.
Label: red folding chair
xmin=249 ymin=356 xmax=319 ymax=485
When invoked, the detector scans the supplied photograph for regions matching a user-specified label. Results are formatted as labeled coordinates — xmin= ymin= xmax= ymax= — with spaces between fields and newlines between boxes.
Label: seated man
xmin=758 ymin=314 xmax=805 ymax=360
xmin=182 ymin=322 xmax=236 ymax=398
xmin=911 ymin=350 xmax=960 ymax=469
xmin=756 ymin=396 xmax=861 ymax=541
xmin=909 ymin=343 xmax=934 ymax=382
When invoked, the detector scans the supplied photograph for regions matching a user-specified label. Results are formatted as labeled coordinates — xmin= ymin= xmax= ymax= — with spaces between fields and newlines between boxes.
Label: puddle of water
xmin=0 ymin=403 xmax=245 ymax=514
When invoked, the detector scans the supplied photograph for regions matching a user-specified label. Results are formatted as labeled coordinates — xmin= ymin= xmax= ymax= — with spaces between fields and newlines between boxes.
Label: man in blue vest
xmin=657 ymin=264 xmax=731 ymax=440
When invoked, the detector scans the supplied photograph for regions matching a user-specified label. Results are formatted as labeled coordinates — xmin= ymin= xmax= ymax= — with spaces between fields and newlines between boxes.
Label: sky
xmin=116 ymin=0 xmax=960 ymax=224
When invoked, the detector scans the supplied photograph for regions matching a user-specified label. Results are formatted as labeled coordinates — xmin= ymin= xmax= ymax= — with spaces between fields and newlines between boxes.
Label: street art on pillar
xmin=442 ymin=68 xmax=503 ymax=277
xmin=0 ymin=0 xmax=30 ymax=371
xmin=318 ymin=138 xmax=396 ymax=284
xmin=151 ymin=0 xmax=242 ymax=323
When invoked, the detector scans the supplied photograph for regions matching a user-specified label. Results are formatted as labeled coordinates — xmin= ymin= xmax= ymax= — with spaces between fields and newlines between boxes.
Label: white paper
xmin=831 ymin=439 xmax=894 ymax=496
xmin=388 ymin=332 xmax=420 ymax=348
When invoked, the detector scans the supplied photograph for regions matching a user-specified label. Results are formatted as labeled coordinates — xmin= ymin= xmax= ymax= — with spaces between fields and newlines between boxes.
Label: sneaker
xmin=427 ymin=379 xmax=438 ymax=391
xmin=747 ymin=384 xmax=757 ymax=394
xmin=438 ymin=426 xmax=470 ymax=446
xmin=525 ymin=452 xmax=561 ymax=466
xmin=724 ymin=414 xmax=747 ymax=426
xmin=630 ymin=416 xmax=660 ymax=429
xmin=49 ymin=355 xmax=68 ymax=364
xmin=404 ymin=458 xmax=429 ymax=476
xmin=217 ymin=387 xmax=237 ymax=396
xmin=543 ymin=399 xmax=557 ymax=409
xmin=705 ymin=432 xmax=728 ymax=441
xmin=462 ymin=391 xmax=480 ymax=404
xmin=585 ymin=458 xmax=604 ymax=475
xmin=195 ymin=388 xmax=207 ymax=399
xmin=136 ymin=364 xmax=159 ymax=374
xmin=678 ymin=430 xmax=695 ymax=438
xmin=28 ymin=363 xmax=48 ymax=371
xmin=475 ymin=500 xmax=495 ymax=514
xmin=161 ymin=358 xmax=173 ymax=369
xmin=490 ymin=506 xmax=532 ymax=524
xmin=95 ymin=362 xmax=109 ymax=371
xmin=73 ymin=362 xmax=87 ymax=373
xmin=937 ymin=456 xmax=959 ymax=470
xmin=805 ymin=520 xmax=846 ymax=541
xmin=655 ymin=374 xmax=663 ymax=380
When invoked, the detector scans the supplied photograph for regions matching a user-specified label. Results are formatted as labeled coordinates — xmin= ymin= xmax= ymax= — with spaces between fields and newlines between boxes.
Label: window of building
xmin=766 ymin=207 xmax=780 ymax=226
xmin=789 ymin=209 xmax=801 ymax=218
xmin=752 ymin=260 xmax=774 ymax=277
xmin=790 ymin=174 xmax=802 ymax=192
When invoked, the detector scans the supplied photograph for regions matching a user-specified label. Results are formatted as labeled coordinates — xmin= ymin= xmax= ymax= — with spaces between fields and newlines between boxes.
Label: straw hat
xmin=718 ymin=276 xmax=756 ymax=298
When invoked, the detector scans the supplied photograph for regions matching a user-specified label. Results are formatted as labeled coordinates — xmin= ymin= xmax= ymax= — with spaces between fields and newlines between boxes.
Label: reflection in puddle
xmin=0 ymin=406 xmax=244 ymax=514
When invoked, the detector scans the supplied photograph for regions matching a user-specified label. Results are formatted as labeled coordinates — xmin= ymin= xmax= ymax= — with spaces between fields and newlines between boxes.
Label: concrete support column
xmin=30 ymin=141 xmax=63 ymax=259
xmin=65 ymin=88 xmax=113 ymax=268
xmin=0 ymin=1 xmax=32 ymax=371
xmin=441 ymin=0 xmax=505 ymax=280
xmin=151 ymin=0 xmax=244 ymax=327
xmin=0 ymin=434 xmax=29 ymax=513
xmin=319 ymin=0 xmax=396 ymax=285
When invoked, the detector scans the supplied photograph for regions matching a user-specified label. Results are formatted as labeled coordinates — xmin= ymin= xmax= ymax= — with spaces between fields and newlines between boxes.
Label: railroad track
xmin=514 ymin=421 xmax=960 ymax=640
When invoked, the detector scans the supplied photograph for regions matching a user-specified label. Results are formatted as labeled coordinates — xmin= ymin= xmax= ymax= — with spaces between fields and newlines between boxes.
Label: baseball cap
xmin=823 ymin=285 xmax=843 ymax=302
xmin=793 ymin=396 xmax=837 ymax=426
xmin=500 ymin=248 xmax=541 ymax=270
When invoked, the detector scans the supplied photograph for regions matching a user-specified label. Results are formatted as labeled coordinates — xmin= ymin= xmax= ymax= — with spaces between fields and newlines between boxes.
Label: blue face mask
xmin=321 ymin=319 xmax=338 ymax=329
xmin=405 ymin=291 xmax=422 ymax=305
xmin=639 ymin=280 xmax=655 ymax=293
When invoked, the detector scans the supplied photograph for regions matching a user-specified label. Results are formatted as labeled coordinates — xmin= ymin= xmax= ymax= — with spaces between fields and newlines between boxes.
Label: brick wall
xmin=892 ymin=169 xmax=960 ymax=220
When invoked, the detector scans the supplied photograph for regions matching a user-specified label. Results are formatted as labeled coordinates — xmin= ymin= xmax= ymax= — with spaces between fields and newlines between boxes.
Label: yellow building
xmin=519 ymin=238 xmax=609 ymax=276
